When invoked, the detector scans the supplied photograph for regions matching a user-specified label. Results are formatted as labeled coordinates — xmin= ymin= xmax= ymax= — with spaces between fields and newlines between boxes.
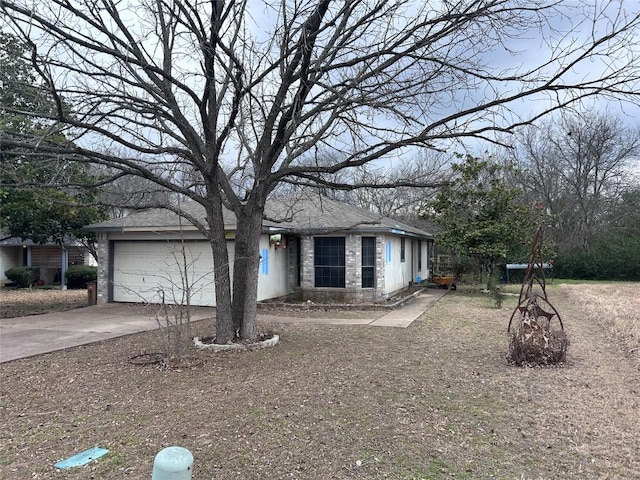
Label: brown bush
xmin=508 ymin=318 xmax=569 ymax=366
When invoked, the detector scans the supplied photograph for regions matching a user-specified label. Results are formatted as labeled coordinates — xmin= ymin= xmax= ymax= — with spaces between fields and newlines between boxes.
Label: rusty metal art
xmin=507 ymin=226 xmax=563 ymax=332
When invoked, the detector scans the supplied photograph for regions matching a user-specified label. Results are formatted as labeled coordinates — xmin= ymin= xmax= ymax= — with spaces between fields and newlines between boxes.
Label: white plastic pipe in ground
xmin=152 ymin=446 xmax=193 ymax=480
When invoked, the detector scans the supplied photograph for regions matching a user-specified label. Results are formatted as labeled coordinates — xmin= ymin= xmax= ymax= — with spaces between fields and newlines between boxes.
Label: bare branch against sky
xmin=1 ymin=1 xmax=638 ymax=194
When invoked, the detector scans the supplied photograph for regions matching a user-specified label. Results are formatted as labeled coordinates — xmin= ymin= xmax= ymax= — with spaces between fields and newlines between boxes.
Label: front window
xmin=362 ymin=237 xmax=376 ymax=288
xmin=400 ymin=238 xmax=406 ymax=263
xmin=314 ymin=237 xmax=345 ymax=288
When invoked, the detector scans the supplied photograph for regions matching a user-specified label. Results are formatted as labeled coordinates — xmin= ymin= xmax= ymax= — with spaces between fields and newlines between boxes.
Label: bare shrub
xmin=508 ymin=318 xmax=569 ymax=367
xmin=154 ymin=301 xmax=193 ymax=368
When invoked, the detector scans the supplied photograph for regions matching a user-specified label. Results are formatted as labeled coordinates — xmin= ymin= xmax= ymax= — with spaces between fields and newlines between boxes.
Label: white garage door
xmin=113 ymin=241 xmax=227 ymax=306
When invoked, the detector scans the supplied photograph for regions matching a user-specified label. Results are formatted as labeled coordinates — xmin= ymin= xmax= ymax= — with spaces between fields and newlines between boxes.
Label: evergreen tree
xmin=423 ymin=156 xmax=537 ymax=287
xmin=0 ymin=33 xmax=107 ymax=255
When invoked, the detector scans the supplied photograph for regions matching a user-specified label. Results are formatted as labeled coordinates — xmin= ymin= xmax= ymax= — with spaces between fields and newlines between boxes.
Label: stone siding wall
xmin=300 ymin=235 xmax=314 ymax=290
xmin=344 ymin=234 xmax=359 ymax=289
xmin=375 ymin=235 xmax=386 ymax=298
xmin=96 ymin=233 xmax=109 ymax=304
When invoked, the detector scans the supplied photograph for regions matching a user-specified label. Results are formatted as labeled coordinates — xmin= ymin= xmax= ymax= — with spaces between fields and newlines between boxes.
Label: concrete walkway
xmin=0 ymin=289 xmax=447 ymax=363
xmin=262 ymin=289 xmax=447 ymax=328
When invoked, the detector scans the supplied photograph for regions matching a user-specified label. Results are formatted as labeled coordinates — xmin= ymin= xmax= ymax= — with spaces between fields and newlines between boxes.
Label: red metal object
xmin=432 ymin=275 xmax=456 ymax=288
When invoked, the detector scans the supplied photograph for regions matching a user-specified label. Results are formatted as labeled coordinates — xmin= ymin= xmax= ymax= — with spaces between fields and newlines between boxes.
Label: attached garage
xmin=112 ymin=240 xmax=227 ymax=306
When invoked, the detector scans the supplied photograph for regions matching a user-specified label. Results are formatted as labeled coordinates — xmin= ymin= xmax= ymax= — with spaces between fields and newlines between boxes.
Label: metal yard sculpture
xmin=507 ymin=225 xmax=568 ymax=366
xmin=508 ymin=226 xmax=563 ymax=333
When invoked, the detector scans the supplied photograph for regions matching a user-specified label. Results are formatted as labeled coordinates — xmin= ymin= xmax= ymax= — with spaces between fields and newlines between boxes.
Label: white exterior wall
xmin=412 ymin=240 xmax=431 ymax=283
xmin=84 ymin=251 xmax=98 ymax=267
xmin=257 ymin=235 xmax=289 ymax=301
xmin=382 ymin=235 xmax=413 ymax=294
xmin=0 ymin=246 xmax=22 ymax=285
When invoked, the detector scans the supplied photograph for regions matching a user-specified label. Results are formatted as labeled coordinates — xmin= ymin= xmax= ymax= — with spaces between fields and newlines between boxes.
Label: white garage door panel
xmin=113 ymin=241 xmax=223 ymax=306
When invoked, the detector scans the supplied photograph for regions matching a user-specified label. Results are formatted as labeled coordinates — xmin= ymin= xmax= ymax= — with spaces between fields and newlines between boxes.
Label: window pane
xmin=315 ymin=266 xmax=345 ymax=288
xmin=362 ymin=237 xmax=375 ymax=267
xmin=362 ymin=237 xmax=375 ymax=288
xmin=314 ymin=237 xmax=345 ymax=288
xmin=362 ymin=267 xmax=374 ymax=288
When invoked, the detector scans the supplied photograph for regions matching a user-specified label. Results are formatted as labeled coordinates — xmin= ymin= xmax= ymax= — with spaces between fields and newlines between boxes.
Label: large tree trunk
xmin=231 ymin=203 xmax=264 ymax=342
xmin=205 ymin=193 xmax=234 ymax=344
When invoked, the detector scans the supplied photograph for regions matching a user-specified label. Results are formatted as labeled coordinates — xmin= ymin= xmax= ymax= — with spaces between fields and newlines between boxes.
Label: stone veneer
xmin=95 ymin=233 xmax=110 ymax=304
xmin=293 ymin=233 xmax=387 ymax=303
xmin=286 ymin=235 xmax=300 ymax=295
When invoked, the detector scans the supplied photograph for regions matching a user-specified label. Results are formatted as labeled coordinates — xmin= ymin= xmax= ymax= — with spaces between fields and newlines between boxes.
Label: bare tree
xmin=97 ymin=172 xmax=173 ymax=218
xmin=345 ymin=152 xmax=450 ymax=219
xmin=1 ymin=1 xmax=639 ymax=343
xmin=274 ymin=150 xmax=448 ymax=219
xmin=513 ymin=111 xmax=640 ymax=251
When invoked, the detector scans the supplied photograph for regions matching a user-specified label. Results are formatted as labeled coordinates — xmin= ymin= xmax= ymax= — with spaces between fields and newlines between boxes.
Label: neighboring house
xmin=0 ymin=232 xmax=93 ymax=287
xmin=85 ymin=195 xmax=434 ymax=306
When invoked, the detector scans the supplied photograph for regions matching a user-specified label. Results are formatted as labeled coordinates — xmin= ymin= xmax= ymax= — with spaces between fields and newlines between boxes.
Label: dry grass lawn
xmin=0 ymin=288 xmax=87 ymax=318
xmin=561 ymin=283 xmax=640 ymax=353
xmin=1 ymin=283 xmax=638 ymax=479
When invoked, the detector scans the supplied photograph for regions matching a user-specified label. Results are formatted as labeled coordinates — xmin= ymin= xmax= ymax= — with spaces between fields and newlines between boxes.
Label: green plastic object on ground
xmin=54 ymin=447 xmax=109 ymax=469
xmin=152 ymin=446 xmax=194 ymax=480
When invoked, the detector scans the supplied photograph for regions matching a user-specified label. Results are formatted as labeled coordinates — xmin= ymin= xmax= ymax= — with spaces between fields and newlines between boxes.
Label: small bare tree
xmin=153 ymin=240 xmax=211 ymax=366
xmin=126 ymin=224 xmax=213 ymax=365
xmin=1 ymin=1 xmax=639 ymax=343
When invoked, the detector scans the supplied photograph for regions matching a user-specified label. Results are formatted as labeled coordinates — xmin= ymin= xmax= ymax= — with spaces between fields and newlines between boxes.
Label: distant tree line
xmin=332 ymin=111 xmax=639 ymax=282
xmin=512 ymin=112 xmax=640 ymax=281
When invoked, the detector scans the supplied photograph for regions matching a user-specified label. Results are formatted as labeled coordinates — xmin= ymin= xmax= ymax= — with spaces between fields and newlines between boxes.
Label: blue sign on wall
xmin=260 ymin=249 xmax=269 ymax=275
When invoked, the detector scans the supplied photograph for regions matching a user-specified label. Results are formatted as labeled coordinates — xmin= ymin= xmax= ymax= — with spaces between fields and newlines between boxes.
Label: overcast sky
xmin=2 ymin=1 xmax=638 ymax=172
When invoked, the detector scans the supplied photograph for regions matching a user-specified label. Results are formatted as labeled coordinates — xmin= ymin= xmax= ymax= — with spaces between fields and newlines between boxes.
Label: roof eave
xmin=280 ymin=226 xmax=433 ymax=239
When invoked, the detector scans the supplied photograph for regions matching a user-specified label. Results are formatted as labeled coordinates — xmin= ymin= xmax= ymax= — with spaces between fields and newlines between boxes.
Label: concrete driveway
xmin=0 ymin=289 xmax=447 ymax=363
xmin=0 ymin=304 xmax=215 ymax=363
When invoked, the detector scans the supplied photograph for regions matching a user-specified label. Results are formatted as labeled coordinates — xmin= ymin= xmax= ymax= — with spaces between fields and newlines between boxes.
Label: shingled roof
xmin=264 ymin=195 xmax=432 ymax=238
xmin=86 ymin=194 xmax=433 ymax=239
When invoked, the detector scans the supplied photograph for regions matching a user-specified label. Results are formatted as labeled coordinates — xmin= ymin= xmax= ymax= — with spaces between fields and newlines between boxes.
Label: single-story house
xmin=0 ymin=232 xmax=93 ymax=287
xmin=86 ymin=195 xmax=434 ymax=306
